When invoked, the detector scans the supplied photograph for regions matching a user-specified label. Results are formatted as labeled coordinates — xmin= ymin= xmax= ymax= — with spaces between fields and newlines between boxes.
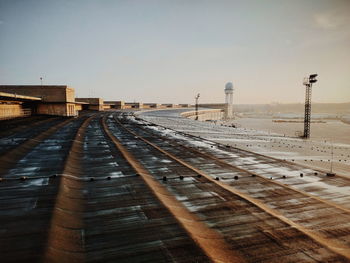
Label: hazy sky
xmin=0 ymin=0 xmax=349 ymax=104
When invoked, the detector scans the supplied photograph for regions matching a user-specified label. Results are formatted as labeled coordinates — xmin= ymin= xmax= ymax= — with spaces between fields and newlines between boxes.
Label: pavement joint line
xmin=0 ymin=173 xmax=140 ymax=182
xmin=0 ymin=117 xmax=78 ymax=176
xmin=117 ymin=114 xmax=350 ymax=260
xmin=44 ymin=115 xmax=95 ymax=261
xmin=102 ymin=114 xmax=246 ymax=263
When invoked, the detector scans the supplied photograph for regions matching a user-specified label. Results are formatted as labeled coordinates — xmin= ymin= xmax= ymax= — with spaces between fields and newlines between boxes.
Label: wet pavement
xmin=0 ymin=111 xmax=349 ymax=262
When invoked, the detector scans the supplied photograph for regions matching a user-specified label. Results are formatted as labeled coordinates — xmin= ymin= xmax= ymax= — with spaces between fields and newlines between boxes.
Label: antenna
xmin=40 ymin=77 xmax=43 ymax=86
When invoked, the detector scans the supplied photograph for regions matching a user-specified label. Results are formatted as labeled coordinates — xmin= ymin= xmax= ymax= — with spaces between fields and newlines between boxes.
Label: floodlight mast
xmin=303 ymin=74 xmax=318 ymax=139
xmin=195 ymin=93 xmax=200 ymax=121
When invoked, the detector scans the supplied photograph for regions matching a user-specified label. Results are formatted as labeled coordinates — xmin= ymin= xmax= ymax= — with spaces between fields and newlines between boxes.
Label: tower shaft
xmin=303 ymin=84 xmax=312 ymax=138
xmin=224 ymin=82 xmax=234 ymax=120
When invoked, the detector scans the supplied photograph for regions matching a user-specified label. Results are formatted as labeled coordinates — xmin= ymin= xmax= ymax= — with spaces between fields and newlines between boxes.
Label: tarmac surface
xmin=140 ymin=109 xmax=350 ymax=178
xmin=0 ymin=111 xmax=349 ymax=262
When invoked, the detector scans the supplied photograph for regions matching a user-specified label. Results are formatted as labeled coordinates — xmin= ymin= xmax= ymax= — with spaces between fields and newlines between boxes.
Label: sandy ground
xmin=138 ymin=109 xmax=350 ymax=178
xmin=235 ymin=117 xmax=350 ymax=144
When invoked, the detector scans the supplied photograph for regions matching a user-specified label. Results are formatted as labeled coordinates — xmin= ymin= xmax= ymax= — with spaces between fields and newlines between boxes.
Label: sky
xmin=0 ymin=0 xmax=349 ymax=104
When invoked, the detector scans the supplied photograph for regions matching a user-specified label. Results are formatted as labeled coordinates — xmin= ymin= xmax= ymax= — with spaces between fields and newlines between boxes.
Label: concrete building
xmin=125 ymin=102 xmax=143 ymax=109
xmin=75 ymin=98 xmax=104 ymax=111
xmin=74 ymin=101 xmax=88 ymax=111
xmin=143 ymin=103 xmax=160 ymax=109
xmin=103 ymin=104 xmax=112 ymax=110
xmin=0 ymin=91 xmax=41 ymax=120
xmin=0 ymin=85 xmax=76 ymax=117
xmin=161 ymin=103 xmax=174 ymax=108
xmin=104 ymin=101 xmax=125 ymax=109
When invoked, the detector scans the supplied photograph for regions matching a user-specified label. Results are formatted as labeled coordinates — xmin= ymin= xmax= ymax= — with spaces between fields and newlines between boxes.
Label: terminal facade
xmin=0 ymin=84 xmax=234 ymax=120
xmin=0 ymin=85 xmax=77 ymax=118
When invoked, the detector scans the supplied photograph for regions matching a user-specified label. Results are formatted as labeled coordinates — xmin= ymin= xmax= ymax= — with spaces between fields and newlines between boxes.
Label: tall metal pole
xmin=195 ymin=93 xmax=200 ymax=121
xmin=330 ymin=143 xmax=334 ymax=173
xmin=327 ymin=141 xmax=336 ymax=176
xmin=303 ymin=74 xmax=317 ymax=139
xmin=303 ymin=83 xmax=312 ymax=138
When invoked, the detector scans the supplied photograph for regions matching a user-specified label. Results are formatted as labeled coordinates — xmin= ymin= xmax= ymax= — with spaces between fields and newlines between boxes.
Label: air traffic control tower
xmin=224 ymin=82 xmax=234 ymax=119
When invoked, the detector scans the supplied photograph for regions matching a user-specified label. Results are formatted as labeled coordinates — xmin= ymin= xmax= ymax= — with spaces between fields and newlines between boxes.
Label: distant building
xmin=161 ymin=103 xmax=174 ymax=108
xmin=143 ymin=103 xmax=160 ymax=108
xmin=125 ymin=102 xmax=143 ymax=109
xmin=75 ymin=98 xmax=104 ymax=111
xmin=104 ymin=101 xmax=125 ymax=109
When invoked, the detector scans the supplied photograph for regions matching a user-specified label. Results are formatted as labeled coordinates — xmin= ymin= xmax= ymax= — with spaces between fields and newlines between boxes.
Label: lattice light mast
xmin=303 ymin=74 xmax=318 ymax=139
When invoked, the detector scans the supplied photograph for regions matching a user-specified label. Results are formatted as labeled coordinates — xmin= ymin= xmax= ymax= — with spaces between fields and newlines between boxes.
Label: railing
xmin=0 ymin=107 xmax=31 ymax=120
xmin=181 ymin=109 xmax=224 ymax=121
